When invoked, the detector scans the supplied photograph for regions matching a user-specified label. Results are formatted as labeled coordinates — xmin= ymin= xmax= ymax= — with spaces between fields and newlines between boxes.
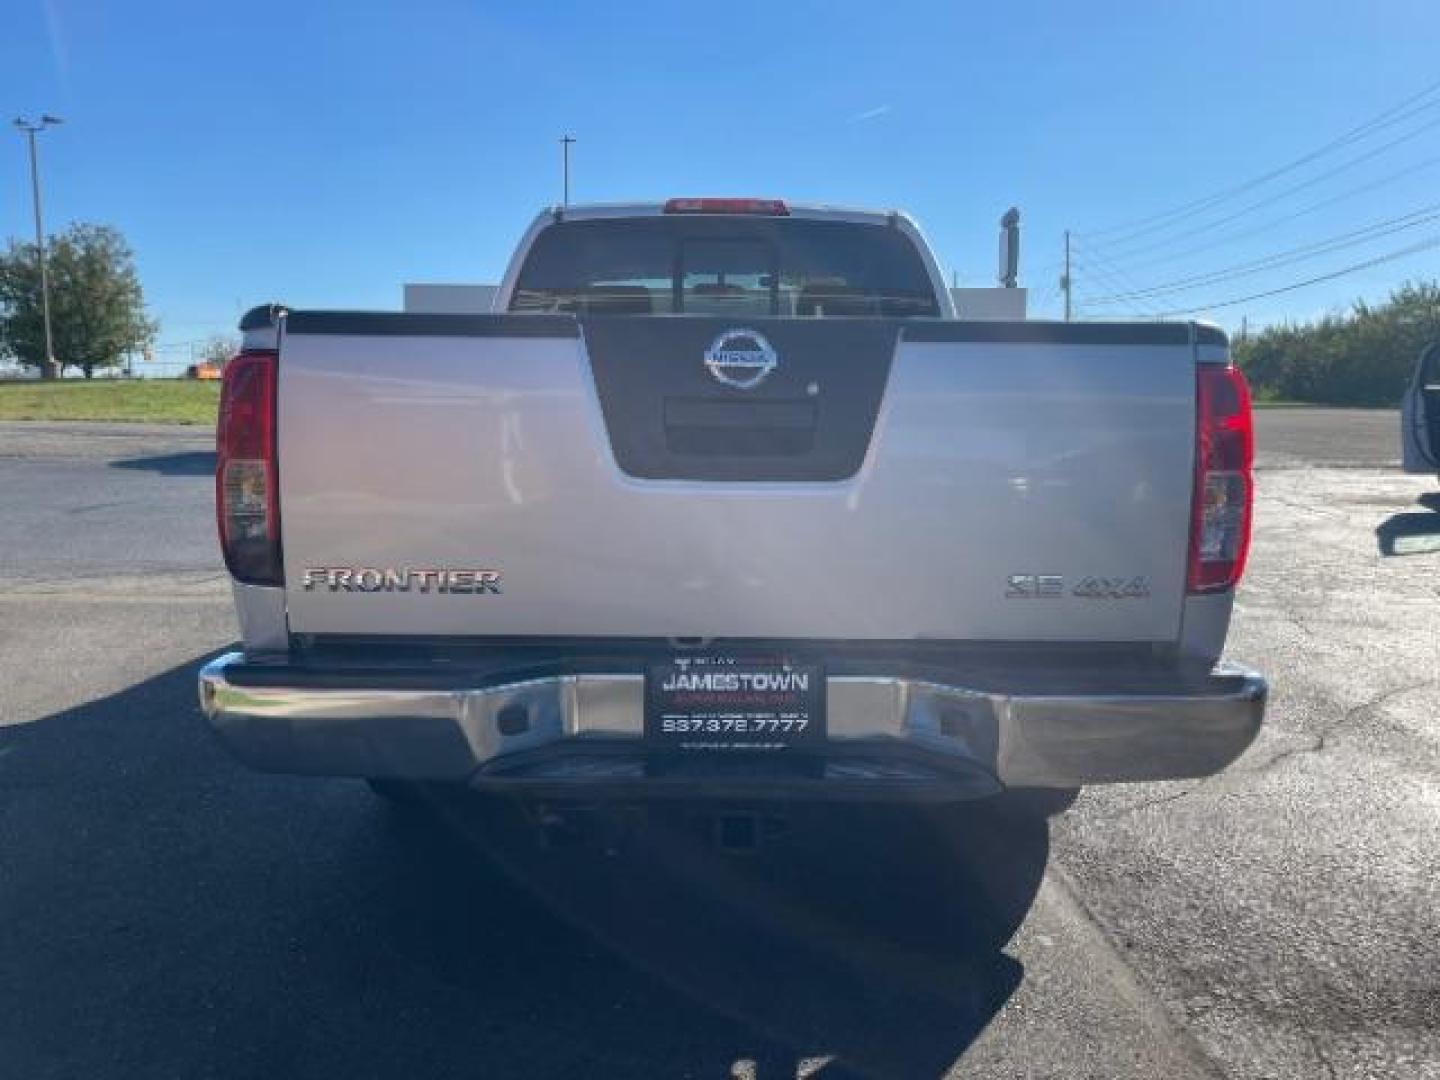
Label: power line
xmin=1086 ymin=111 xmax=1440 ymax=263
xmin=1077 ymin=151 xmax=1440 ymax=278
xmin=1070 ymin=253 xmax=1166 ymax=318
xmin=1148 ymin=234 xmax=1440 ymax=318
xmin=1032 ymin=285 xmax=1062 ymax=311
xmin=1072 ymin=237 xmax=1177 ymax=316
xmin=1091 ymin=92 xmax=1440 ymax=250
xmin=1071 ymin=263 xmax=1160 ymax=318
xmin=1082 ymin=76 xmax=1440 ymax=243
xmin=1081 ymin=201 xmax=1440 ymax=305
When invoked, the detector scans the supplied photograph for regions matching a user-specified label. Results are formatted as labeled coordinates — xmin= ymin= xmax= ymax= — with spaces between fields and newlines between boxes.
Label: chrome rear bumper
xmin=198 ymin=653 xmax=1266 ymax=795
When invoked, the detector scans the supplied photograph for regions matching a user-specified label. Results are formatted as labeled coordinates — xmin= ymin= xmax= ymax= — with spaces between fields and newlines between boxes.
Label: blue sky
xmin=4 ymin=0 xmax=1440 ymax=361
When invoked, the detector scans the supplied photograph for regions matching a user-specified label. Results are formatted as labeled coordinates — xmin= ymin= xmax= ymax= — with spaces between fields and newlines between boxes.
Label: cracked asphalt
xmin=1056 ymin=413 xmax=1440 ymax=1080
xmin=0 ymin=410 xmax=1436 ymax=1079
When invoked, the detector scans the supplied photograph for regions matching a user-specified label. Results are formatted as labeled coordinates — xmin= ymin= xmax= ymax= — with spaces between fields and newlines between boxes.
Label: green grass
xmin=0 ymin=379 xmax=220 ymax=424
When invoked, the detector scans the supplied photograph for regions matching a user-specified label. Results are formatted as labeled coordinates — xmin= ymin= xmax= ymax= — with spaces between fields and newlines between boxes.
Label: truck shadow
xmin=1376 ymin=491 xmax=1440 ymax=555
xmin=109 ymin=450 xmax=216 ymax=476
xmin=0 ymin=654 xmax=1048 ymax=1079
xmin=422 ymin=790 xmax=1044 ymax=1078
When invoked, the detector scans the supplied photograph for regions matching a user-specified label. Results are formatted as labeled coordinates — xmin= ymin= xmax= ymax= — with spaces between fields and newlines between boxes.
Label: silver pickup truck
xmin=199 ymin=198 xmax=1266 ymax=803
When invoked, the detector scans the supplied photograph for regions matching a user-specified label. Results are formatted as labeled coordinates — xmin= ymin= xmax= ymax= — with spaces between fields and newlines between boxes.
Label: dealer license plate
xmin=644 ymin=656 xmax=826 ymax=751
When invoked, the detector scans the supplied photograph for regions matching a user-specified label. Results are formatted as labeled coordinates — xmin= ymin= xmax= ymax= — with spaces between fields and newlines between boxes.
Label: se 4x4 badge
xmin=1006 ymin=574 xmax=1151 ymax=599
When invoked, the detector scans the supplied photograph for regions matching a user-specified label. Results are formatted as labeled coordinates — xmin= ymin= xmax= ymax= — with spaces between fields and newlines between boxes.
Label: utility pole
xmin=560 ymin=134 xmax=575 ymax=207
xmin=1061 ymin=229 xmax=1072 ymax=322
xmin=13 ymin=115 xmax=63 ymax=379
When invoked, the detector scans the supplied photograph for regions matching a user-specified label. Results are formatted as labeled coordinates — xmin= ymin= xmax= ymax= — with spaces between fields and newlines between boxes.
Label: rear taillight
xmin=1188 ymin=364 xmax=1253 ymax=594
xmin=662 ymin=197 xmax=790 ymax=216
xmin=216 ymin=350 xmax=282 ymax=586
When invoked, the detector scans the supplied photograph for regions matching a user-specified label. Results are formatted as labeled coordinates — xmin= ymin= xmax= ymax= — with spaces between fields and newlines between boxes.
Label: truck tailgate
xmin=277 ymin=313 xmax=1198 ymax=643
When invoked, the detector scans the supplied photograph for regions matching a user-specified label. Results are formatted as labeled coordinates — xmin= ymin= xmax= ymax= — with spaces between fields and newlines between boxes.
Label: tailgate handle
xmin=663 ymin=397 xmax=818 ymax=457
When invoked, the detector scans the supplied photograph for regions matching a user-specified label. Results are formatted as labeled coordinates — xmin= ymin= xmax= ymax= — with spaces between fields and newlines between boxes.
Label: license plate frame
xmin=644 ymin=655 xmax=826 ymax=752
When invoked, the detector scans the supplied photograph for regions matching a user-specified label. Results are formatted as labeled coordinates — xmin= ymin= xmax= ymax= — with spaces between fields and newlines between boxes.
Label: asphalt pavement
xmin=0 ymin=410 xmax=1435 ymax=1079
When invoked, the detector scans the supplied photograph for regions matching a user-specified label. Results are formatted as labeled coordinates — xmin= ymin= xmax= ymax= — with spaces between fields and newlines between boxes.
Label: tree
xmin=1235 ymin=280 xmax=1440 ymax=406
xmin=0 ymin=223 xmax=158 ymax=379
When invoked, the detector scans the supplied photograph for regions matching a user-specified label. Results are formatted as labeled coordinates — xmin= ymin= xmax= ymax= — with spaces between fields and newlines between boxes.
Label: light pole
xmin=560 ymin=134 xmax=575 ymax=207
xmin=13 ymin=115 xmax=63 ymax=379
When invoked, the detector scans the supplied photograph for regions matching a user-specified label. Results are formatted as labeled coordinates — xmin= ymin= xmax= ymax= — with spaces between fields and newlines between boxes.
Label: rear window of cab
xmin=510 ymin=217 xmax=941 ymax=318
